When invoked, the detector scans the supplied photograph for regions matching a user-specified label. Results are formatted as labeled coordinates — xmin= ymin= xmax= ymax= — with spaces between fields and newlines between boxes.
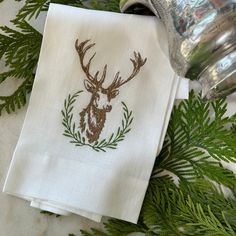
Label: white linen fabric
xmin=3 ymin=4 xmax=188 ymax=223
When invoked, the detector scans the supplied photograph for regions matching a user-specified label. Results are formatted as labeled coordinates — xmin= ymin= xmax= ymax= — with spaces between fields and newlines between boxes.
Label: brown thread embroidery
xmin=62 ymin=93 xmax=134 ymax=152
xmin=75 ymin=39 xmax=147 ymax=143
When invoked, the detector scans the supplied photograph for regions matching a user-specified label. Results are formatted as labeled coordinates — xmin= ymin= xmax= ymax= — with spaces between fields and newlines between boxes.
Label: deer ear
xmin=110 ymin=90 xmax=119 ymax=99
xmin=84 ymin=80 xmax=96 ymax=92
xmin=113 ymin=90 xmax=119 ymax=97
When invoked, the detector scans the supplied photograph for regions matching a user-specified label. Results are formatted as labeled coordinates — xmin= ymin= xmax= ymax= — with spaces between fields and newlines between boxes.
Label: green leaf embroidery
xmin=61 ymin=91 xmax=134 ymax=152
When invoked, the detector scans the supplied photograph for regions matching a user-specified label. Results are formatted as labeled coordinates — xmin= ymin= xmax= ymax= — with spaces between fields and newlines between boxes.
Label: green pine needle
xmin=81 ymin=180 xmax=236 ymax=236
xmin=0 ymin=20 xmax=42 ymax=68
xmin=0 ymin=20 xmax=41 ymax=114
xmin=0 ymin=76 xmax=33 ymax=114
xmin=15 ymin=0 xmax=50 ymax=21
xmin=154 ymin=91 xmax=236 ymax=185
xmin=14 ymin=0 xmax=120 ymax=22
xmin=15 ymin=0 xmax=90 ymax=21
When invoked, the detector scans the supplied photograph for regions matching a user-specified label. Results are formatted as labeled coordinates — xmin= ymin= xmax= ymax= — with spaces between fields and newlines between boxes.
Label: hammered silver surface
xmin=121 ymin=0 xmax=236 ymax=98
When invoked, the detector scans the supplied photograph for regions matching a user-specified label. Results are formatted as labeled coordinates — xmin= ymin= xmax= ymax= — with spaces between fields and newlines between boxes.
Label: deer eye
xmin=96 ymin=93 xmax=100 ymax=100
xmin=101 ymin=89 xmax=107 ymax=94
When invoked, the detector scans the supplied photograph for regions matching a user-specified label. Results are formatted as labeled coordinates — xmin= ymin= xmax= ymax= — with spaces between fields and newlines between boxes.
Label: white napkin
xmin=3 ymin=4 xmax=188 ymax=224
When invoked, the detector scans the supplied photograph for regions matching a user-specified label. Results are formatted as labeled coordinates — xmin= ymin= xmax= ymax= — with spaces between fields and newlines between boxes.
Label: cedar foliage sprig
xmin=80 ymin=179 xmax=236 ymax=236
xmin=14 ymin=0 xmax=90 ymax=21
xmin=79 ymin=92 xmax=236 ymax=236
xmin=0 ymin=19 xmax=41 ymax=114
xmin=153 ymin=91 xmax=236 ymax=187
xmin=14 ymin=0 xmax=121 ymax=22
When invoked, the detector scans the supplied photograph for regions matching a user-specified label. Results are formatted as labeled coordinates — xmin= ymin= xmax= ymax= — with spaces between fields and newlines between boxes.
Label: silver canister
xmin=120 ymin=0 xmax=236 ymax=99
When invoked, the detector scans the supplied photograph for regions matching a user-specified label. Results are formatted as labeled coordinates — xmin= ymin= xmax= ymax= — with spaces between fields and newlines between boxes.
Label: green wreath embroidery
xmin=61 ymin=90 xmax=134 ymax=152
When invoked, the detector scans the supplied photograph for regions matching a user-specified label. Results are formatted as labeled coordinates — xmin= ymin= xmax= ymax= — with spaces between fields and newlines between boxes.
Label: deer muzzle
xmin=105 ymin=105 xmax=112 ymax=112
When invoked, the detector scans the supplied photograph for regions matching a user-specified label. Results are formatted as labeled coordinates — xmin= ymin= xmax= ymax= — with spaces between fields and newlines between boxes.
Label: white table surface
xmin=0 ymin=1 xmax=235 ymax=236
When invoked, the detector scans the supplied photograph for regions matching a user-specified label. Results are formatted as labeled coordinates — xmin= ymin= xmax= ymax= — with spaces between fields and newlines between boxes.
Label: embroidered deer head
xmin=75 ymin=39 xmax=147 ymax=143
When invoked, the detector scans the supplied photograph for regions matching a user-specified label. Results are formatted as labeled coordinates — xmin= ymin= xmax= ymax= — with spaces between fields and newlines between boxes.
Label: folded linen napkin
xmin=3 ymin=4 xmax=188 ymax=223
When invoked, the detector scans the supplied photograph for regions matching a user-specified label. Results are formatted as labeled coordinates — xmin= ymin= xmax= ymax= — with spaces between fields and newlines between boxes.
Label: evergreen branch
xmin=15 ymin=0 xmax=121 ymax=21
xmin=153 ymin=91 xmax=236 ymax=187
xmin=81 ymin=229 xmax=109 ymax=236
xmin=81 ymin=219 xmax=147 ymax=236
xmin=14 ymin=0 xmax=148 ymax=22
xmin=0 ymin=20 xmax=42 ymax=68
xmin=1 ymin=1 xmax=236 ymax=235
xmin=15 ymin=0 xmax=89 ymax=21
xmin=82 ymin=91 xmax=236 ymax=236
xmin=40 ymin=210 xmax=60 ymax=217
xmin=0 ymin=77 xmax=33 ymax=114
xmin=0 ymin=68 xmax=34 ymax=84
xmin=88 ymin=0 xmax=120 ymax=12
xmin=179 ymin=180 xmax=236 ymax=228
xmin=0 ymin=20 xmax=42 ymax=114
xmin=15 ymin=0 xmax=50 ymax=21
xmin=191 ymin=160 xmax=236 ymax=189
xmin=174 ymin=181 xmax=236 ymax=235
xmin=232 ymin=124 xmax=236 ymax=133
xmin=82 ymin=178 xmax=236 ymax=236
xmin=141 ymin=178 xmax=236 ymax=236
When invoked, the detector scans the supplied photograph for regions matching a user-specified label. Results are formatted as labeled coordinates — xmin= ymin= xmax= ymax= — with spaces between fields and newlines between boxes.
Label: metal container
xmin=120 ymin=0 xmax=236 ymax=99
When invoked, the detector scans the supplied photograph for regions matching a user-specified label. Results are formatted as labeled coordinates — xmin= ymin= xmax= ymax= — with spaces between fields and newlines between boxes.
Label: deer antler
xmin=107 ymin=52 xmax=147 ymax=90
xmin=75 ymin=39 xmax=107 ymax=85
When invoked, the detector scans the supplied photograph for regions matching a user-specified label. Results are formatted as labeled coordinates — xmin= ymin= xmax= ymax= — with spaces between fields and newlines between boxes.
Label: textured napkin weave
xmin=3 ymin=4 xmax=187 ymax=223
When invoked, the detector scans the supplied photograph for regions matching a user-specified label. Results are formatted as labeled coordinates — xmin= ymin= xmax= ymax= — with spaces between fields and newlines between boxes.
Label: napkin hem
xmin=3 ymin=156 xmax=148 ymax=223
